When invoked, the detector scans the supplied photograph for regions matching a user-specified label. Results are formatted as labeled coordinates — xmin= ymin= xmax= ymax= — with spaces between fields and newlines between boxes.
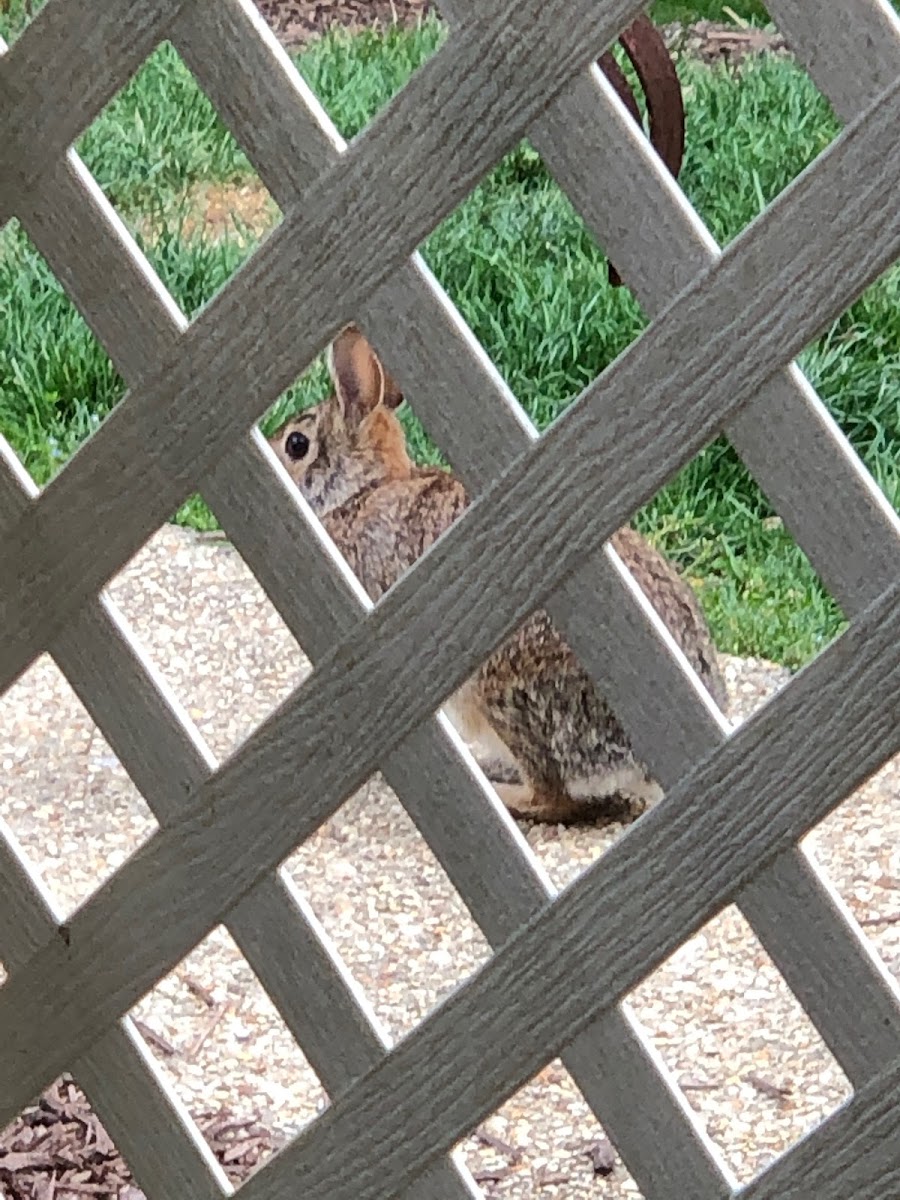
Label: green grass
xmin=650 ymin=0 xmax=769 ymax=22
xmin=2 ymin=19 xmax=898 ymax=668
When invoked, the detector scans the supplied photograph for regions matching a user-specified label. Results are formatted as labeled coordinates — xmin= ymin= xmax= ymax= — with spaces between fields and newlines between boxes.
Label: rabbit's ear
xmin=329 ymin=325 xmax=403 ymax=424
xmin=380 ymin=362 xmax=405 ymax=411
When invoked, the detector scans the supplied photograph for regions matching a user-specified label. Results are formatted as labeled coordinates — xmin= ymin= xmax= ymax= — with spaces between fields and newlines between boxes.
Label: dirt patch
xmin=186 ymin=180 xmax=281 ymax=242
xmin=132 ymin=180 xmax=280 ymax=248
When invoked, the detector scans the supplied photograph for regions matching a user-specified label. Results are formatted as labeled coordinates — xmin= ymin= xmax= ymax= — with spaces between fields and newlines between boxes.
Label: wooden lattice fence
xmin=2 ymin=0 xmax=900 ymax=1195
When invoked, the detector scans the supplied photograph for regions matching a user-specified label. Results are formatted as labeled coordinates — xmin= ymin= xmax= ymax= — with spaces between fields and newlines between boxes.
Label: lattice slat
xmin=766 ymin=0 xmax=900 ymax=119
xmin=532 ymin=65 xmax=900 ymax=613
xmin=2 ymin=1 xmax=900 ymax=1196
xmin=0 ymin=0 xmax=181 ymax=191
xmin=218 ymin=580 xmax=900 ymax=1200
xmin=0 ymin=0 xmax=649 ymax=681
xmin=2 ymin=38 xmax=900 ymax=1117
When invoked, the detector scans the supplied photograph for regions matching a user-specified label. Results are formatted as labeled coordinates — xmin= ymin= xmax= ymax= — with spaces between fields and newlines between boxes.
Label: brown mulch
xmin=251 ymin=0 xmax=789 ymax=64
xmin=661 ymin=18 xmax=788 ymax=65
xmin=0 ymin=1077 xmax=283 ymax=1198
xmin=254 ymin=0 xmax=434 ymax=47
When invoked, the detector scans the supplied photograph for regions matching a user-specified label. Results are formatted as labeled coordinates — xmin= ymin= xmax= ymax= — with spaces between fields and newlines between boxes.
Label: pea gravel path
xmin=2 ymin=524 xmax=898 ymax=1196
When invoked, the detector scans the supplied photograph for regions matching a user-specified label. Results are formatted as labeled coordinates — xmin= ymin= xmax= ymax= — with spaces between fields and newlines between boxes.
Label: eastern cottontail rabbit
xmin=268 ymin=326 xmax=727 ymax=824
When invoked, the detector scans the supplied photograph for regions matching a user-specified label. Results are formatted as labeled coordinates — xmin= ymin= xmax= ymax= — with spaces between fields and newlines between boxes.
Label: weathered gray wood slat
xmin=0 ymin=0 xmax=649 ymax=684
xmin=178 ymin=11 xmax=732 ymax=1193
xmin=0 ymin=778 xmax=229 ymax=1199
xmin=197 ymin=575 xmax=900 ymax=1200
xmin=1 ymin=66 xmax=900 ymax=1123
xmin=765 ymin=0 xmax=900 ymax=121
xmin=6 ymin=70 xmax=731 ymax=1195
xmin=0 ymin=0 xmax=182 ymax=199
xmin=1 ymin=114 xmax=485 ymax=1200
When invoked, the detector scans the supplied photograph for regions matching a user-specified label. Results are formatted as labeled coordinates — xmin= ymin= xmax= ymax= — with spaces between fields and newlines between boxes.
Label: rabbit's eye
xmin=285 ymin=431 xmax=310 ymax=461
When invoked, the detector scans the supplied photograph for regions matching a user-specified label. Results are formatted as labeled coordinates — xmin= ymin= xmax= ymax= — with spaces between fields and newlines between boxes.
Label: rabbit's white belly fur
xmin=567 ymin=768 xmax=663 ymax=807
xmin=442 ymin=684 xmax=519 ymax=770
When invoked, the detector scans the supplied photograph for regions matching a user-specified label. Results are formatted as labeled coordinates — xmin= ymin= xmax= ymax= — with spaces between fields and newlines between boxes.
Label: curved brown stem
xmin=596 ymin=15 xmax=686 ymax=286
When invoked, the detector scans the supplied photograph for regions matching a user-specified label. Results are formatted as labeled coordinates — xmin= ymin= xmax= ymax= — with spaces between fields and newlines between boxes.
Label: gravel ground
xmin=2 ymin=524 xmax=898 ymax=1196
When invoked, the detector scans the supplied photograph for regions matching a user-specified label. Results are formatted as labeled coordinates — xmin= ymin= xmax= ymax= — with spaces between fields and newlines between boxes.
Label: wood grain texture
xmin=2 ymin=69 xmax=900 ymax=1123
xmin=765 ymin=0 xmax=900 ymax=122
xmin=0 ymin=0 xmax=180 ymax=201
xmin=211 ymin=576 xmax=900 ymax=1200
xmin=0 ymin=820 xmax=228 ymax=1200
xmin=0 ymin=0 xmax=646 ymax=684
xmin=531 ymin=63 xmax=900 ymax=615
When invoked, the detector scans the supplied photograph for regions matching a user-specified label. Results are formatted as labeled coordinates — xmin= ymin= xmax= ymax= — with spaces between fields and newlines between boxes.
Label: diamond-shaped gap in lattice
xmin=72 ymin=41 xmax=282 ymax=308
xmin=0 ymin=653 xmax=158 ymax=920
xmin=420 ymin=137 xmax=649 ymax=439
xmin=129 ymin=924 xmax=325 ymax=1166
xmin=803 ymin=752 xmax=900 ymax=987
xmin=673 ymin=17 xmax=840 ymax=251
xmin=456 ymin=1058 xmax=642 ymax=1199
xmin=285 ymin=778 xmax=492 ymax=1040
xmin=628 ymin=904 xmax=852 ymax=1184
xmin=0 ymin=220 xmax=124 ymax=490
xmin=107 ymin=515 xmax=307 ymax=762
xmin=634 ymin=444 xmax=845 ymax=674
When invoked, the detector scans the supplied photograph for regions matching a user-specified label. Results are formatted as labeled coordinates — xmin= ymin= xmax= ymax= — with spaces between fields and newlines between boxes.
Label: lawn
xmin=2 ymin=8 xmax=898 ymax=668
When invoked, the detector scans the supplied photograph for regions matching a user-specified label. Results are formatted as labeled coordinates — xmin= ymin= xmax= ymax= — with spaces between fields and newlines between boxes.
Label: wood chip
xmin=744 ymin=1072 xmax=793 ymax=1100
xmin=186 ymin=1001 xmax=231 ymax=1062
xmin=181 ymin=972 xmax=217 ymax=1007
xmin=132 ymin=1018 xmax=177 ymax=1057
xmin=587 ymin=1137 xmax=617 ymax=1176
xmin=475 ymin=1128 xmax=522 ymax=1163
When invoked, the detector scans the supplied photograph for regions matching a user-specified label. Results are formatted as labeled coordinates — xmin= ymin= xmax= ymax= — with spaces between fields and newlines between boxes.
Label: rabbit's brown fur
xmin=269 ymin=326 xmax=727 ymax=824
